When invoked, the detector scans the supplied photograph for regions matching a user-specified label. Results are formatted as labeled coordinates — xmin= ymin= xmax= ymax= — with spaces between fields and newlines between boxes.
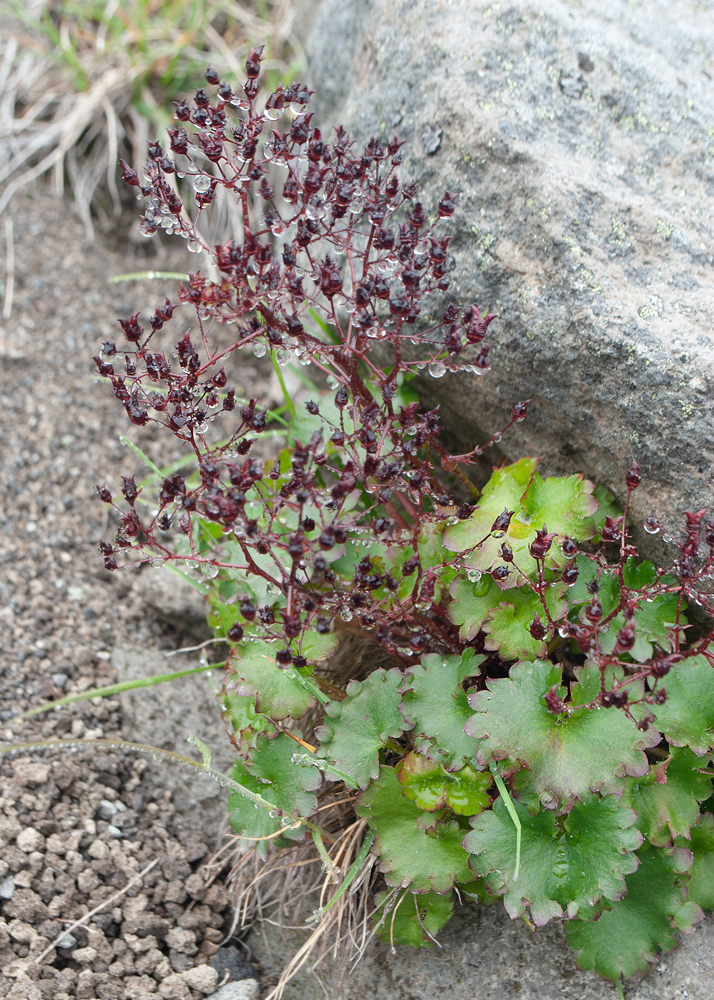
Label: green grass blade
xmin=119 ymin=434 xmax=162 ymax=478
xmin=307 ymin=832 xmax=374 ymax=922
xmin=270 ymin=351 xmax=296 ymax=418
xmin=15 ymin=662 xmax=218 ymax=720
xmin=490 ymin=762 xmax=521 ymax=882
xmin=108 ymin=271 xmax=187 ymax=283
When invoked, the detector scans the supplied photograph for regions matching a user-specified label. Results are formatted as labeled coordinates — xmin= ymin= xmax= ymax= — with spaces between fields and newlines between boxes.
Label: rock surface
xmin=308 ymin=0 xmax=714 ymax=538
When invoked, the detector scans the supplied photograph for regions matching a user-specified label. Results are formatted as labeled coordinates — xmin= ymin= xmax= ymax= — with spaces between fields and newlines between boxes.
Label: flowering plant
xmin=94 ymin=48 xmax=714 ymax=992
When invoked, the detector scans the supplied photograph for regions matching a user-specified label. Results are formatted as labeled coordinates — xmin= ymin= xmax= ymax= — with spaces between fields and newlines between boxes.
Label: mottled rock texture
xmin=308 ymin=0 xmax=714 ymax=538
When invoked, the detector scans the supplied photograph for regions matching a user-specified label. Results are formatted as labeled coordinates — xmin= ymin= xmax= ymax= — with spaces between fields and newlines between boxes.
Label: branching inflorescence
xmin=92 ymin=48 xmax=714 ymax=992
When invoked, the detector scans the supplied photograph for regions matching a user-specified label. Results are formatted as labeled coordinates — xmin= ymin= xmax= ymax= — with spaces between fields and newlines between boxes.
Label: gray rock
xmin=112 ymin=647 xmax=236 ymax=839
xmin=204 ymin=980 xmax=259 ymax=1000
xmin=0 ymin=875 xmax=15 ymax=899
xmin=308 ymin=0 xmax=714 ymax=545
xmin=248 ymin=900 xmax=714 ymax=999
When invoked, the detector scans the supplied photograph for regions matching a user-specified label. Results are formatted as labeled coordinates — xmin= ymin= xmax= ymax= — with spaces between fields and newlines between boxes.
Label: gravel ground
xmin=0 ymin=190 xmax=263 ymax=1000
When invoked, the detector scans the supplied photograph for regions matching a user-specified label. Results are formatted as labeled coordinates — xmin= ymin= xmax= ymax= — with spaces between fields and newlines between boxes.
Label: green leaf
xmin=565 ymin=845 xmax=701 ymax=981
xmin=373 ymin=889 xmax=454 ymax=947
xmin=651 ymin=655 xmax=714 ymax=755
xmin=623 ymin=748 xmax=713 ymax=846
xmin=356 ymin=766 xmax=472 ymax=893
xmin=483 ymin=584 xmax=568 ymax=661
xmin=448 ymin=574 xmax=501 ymax=642
xmin=682 ymin=812 xmax=714 ymax=911
xmin=448 ymin=575 xmax=568 ymax=659
xmin=466 ymin=661 xmax=658 ymax=808
xmin=622 ymin=557 xmax=657 ymax=589
xmin=227 ymin=641 xmax=316 ymax=722
xmin=599 ymin=594 xmax=685 ymax=663
xmin=565 ymin=559 xmax=620 ymax=614
xmin=444 ymin=458 xmax=597 ymax=587
xmin=464 ymin=794 xmax=641 ymax=926
xmin=227 ymin=734 xmax=322 ymax=857
xmin=315 ymin=669 xmax=410 ymax=789
xmin=221 ymin=689 xmax=276 ymax=756
xmin=591 ymin=484 xmax=622 ymax=537
xmin=400 ymin=650 xmax=483 ymax=770
xmin=398 ymin=754 xmax=492 ymax=816
xmin=299 ymin=629 xmax=339 ymax=663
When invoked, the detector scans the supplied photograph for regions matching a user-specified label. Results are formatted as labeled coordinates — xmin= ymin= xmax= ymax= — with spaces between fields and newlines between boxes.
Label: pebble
xmin=181 ymin=964 xmax=219 ymax=993
xmin=205 ymin=980 xmax=260 ymax=1000
xmin=15 ymin=827 xmax=44 ymax=853
xmin=0 ymin=875 xmax=15 ymax=899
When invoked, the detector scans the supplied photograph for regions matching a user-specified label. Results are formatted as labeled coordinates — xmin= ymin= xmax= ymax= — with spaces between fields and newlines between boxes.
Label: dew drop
xmin=644 ymin=517 xmax=661 ymax=535
xmin=326 ymin=374 xmax=339 ymax=390
xmin=187 ymin=240 xmax=202 ymax=253
xmin=428 ymin=362 xmax=446 ymax=378
xmin=200 ymin=563 xmax=219 ymax=579
xmin=467 ymin=569 xmax=482 ymax=584
xmin=252 ymin=342 xmax=267 ymax=358
xmin=192 ymin=174 xmax=211 ymax=193
xmin=340 ymin=609 xmax=353 ymax=622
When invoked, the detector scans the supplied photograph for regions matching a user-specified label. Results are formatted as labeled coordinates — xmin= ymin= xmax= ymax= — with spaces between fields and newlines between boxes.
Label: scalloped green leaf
xmin=444 ymin=458 xmax=597 ymax=587
xmin=400 ymin=650 xmax=483 ymax=770
xmin=448 ymin=574 xmax=501 ymax=642
xmin=464 ymin=794 xmax=641 ymax=926
xmin=651 ymin=655 xmax=714 ymax=755
xmin=373 ymin=889 xmax=454 ymax=947
xmin=483 ymin=584 xmax=569 ymax=661
xmin=565 ymin=846 xmax=700 ymax=981
xmin=355 ymin=766 xmax=472 ymax=893
xmin=622 ymin=557 xmax=657 ymax=590
xmin=227 ymin=640 xmax=316 ymax=722
xmin=681 ymin=812 xmax=714 ymax=911
xmin=315 ymin=669 xmax=410 ymax=789
xmin=448 ymin=576 xmax=568 ymax=659
xmin=227 ymin=734 xmax=322 ymax=857
xmin=466 ymin=661 xmax=658 ymax=808
xmin=599 ymin=594 xmax=685 ymax=663
xmin=623 ymin=748 xmax=712 ymax=846
xmin=221 ymin=689 xmax=276 ymax=757
xmin=398 ymin=754 xmax=492 ymax=816
xmin=299 ymin=628 xmax=339 ymax=662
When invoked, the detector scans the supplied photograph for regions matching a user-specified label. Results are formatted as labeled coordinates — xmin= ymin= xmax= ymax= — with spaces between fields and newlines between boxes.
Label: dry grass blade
xmin=0 ymin=0 xmax=305 ymax=236
xmin=222 ymin=808 xmax=381 ymax=1000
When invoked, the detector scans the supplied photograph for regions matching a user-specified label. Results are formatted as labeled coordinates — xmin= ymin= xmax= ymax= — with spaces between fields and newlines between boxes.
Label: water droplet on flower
xmin=264 ymin=108 xmax=283 ymax=121
xmin=467 ymin=569 xmax=482 ymax=584
xmin=662 ymin=534 xmax=673 ymax=543
xmin=276 ymin=347 xmax=292 ymax=366
xmin=340 ymin=609 xmax=353 ymax=622
xmin=428 ymin=362 xmax=446 ymax=378
xmin=326 ymin=375 xmax=339 ymax=390
xmin=644 ymin=517 xmax=661 ymax=535
xmin=253 ymin=342 xmax=267 ymax=358
xmin=192 ymin=174 xmax=211 ymax=193
xmin=200 ymin=563 xmax=219 ymax=579
xmin=187 ymin=240 xmax=202 ymax=253
xmin=290 ymin=101 xmax=309 ymax=115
